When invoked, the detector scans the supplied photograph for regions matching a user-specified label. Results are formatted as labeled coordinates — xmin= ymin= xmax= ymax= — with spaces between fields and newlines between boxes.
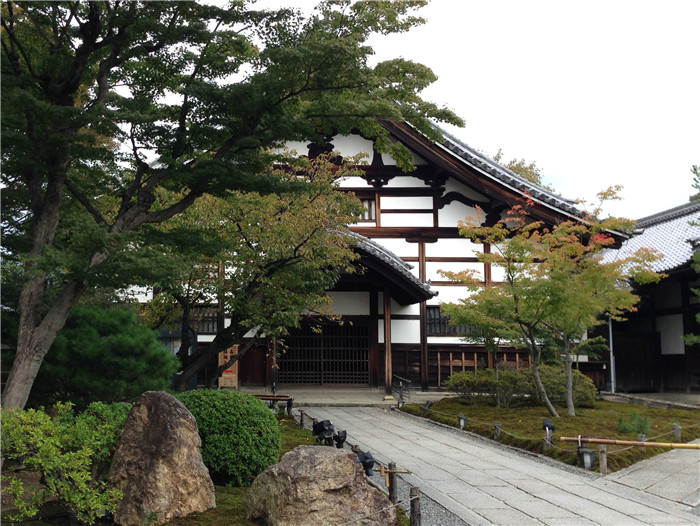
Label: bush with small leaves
xmin=532 ymin=365 xmax=597 ymax=408
xmin=1 ymin=402 xmax=130 ymax=525
xmin=176 ymin=389 xmax=281 ymax=486
xmin=443 ymin=369 xmax=499 ymax=404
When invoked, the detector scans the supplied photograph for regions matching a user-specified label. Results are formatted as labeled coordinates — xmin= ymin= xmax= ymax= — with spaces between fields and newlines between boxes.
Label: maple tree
xmin=1 ymin=0 xmax=461 ymax=408
xmin=442 ymin=197 xmax=662 ymax=417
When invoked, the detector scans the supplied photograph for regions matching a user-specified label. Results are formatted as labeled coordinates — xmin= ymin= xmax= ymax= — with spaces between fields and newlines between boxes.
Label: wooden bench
xmin=252 ymin=394 xmax=294 ymax=416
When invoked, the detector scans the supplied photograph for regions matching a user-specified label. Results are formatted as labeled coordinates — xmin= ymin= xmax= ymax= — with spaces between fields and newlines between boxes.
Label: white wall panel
xmin=428 ymin=286 xmax=473 ymax=305
xmin=390 ymin=299 xmax=420 ymax=315
xmin=443 ymin=178 xmax=489 ymax=203
xmin=381 ymin=213 xmax=433 ymax=228
xmin=328 ymin=291 xmax=369 ymax=315
xmin=390 ymin=319 xmax=421 ymax=343
xmin=427 ymin=336 xmax=468 ymax=345
xmin=658 ymin=314 xmax=685 ymax=355
xmin=380 ymin=196 xmax=433 ymax=209
xmin=331 ymin=135 xmax=374 ymax=160
xmin=372 ymin=238 xmax=418 ymax=258
xmin=426 ymin=261 xmax=483 ymax=282
xmin=438 ymin=202 xmax=480 ymax=228
xmin=383 ymin=175 xmax=427 ymax=188
xmin=380 ymin=150 xmax=428 ymax=166
xmin=338 ymin=176 xmax=369 ymax=188
xmin=491 ymin=265 xmax=507 ymax=283
xmin=427 ymin=238 xmax=483 ymax=258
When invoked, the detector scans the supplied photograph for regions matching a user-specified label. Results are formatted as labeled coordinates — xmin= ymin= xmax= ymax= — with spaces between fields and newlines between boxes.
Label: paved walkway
xmin=300 ymin=406 xmax=700 ymax=526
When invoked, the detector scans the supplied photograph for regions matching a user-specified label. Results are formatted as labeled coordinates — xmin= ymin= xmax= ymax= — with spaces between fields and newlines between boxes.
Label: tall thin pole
xmin=608 ymin=316 xmax=616 ymax=393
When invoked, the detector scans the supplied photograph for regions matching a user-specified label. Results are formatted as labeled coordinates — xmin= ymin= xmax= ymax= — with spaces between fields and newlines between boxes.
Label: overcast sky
xmin=364 ymin=0 xmax=699 ymax=220
xmin=256 ymin=0 xmax=699 ymax=220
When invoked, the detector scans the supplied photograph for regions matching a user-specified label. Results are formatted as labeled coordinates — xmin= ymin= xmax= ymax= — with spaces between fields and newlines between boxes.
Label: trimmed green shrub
xmin=443 ymin=369 xmax=498 ymax=404
xmin=445 ymin=365 xmax=597 ymax=409
xmin=534 ymin=365 xmax=597 ymax=408
xmin=1 ymin=402 xmax=130 ymax=525
xmin=176 ymin=389 xmax=281 ymax=486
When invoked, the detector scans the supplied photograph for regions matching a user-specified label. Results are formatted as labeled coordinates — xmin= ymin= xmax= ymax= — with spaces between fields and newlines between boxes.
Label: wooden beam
xmin=384 ymin=290 xmax=393 ymax=393
xmin=370 ymin=289 xmax=379 ymax=387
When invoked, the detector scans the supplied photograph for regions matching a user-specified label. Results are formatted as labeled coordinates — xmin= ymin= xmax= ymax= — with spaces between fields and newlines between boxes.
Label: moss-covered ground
xmin=400 ymin=397 xmax=700 ymax=472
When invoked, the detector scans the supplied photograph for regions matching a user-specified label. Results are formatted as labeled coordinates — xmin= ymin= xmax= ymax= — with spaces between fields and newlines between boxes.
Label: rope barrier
xmin=337 ymin=495 xmax=420 ymax=526
xmin=413 ymin=403 xmax=700 ymax=454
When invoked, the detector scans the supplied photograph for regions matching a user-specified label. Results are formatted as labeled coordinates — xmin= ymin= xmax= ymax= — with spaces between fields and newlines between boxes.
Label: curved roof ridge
xmin=636 ymin=200 xmax=700 ymax=228
xmin=343 ymin=230 xmax=436 ymax=298
xmin=431 ymin=124 xmax=582 ymax=216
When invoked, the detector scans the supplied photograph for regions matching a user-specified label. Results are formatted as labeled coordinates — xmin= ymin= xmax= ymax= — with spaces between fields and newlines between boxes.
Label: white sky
xmin=256 ymin=0 xmax=699 ymax=220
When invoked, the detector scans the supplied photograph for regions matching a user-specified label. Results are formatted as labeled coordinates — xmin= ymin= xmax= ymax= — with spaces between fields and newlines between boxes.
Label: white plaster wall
xmin=381 ymin=213 xmax=434 ymax=228
xmin=491 ymin=265 xmax=507 ymax=282
xmin=429 ymin=286 xmax=473 ymax=305
xmin=426 ymin=261 xmax=483 ymax=282
xmin=380 ymin=196 xmax=433 ymax=209
xmin=373 ymin=238 xmax=418 ymax=258
xmin=328 ymin=291 xmax=370 ymax=315
xmin=378 ymin=319 xmax=421 ymax=344
xmin=426 ymin=238 xmax=482 ymax=258
xmin=330 ymin=135 xmax=373 ymax=161
xmin=658 ymin=314 xmax=685 ymax=355
xmin=338 ymin=176 xmax=370 ymax=188
xmin=383 ymin=175 xmax=428 ymax=188
xmin=438 ymin=202 xmax=479 ymax=228
xmin=427 ymin=336 xmax=469 ymax=345
xmin=443 ymin=178 xmax=489 ymax=203
xmin=380 ymin=148 xmax=428 ymax=166
xmin=390 ymin=299 xmax=420 ymax=315
xmin=278 ymin=141 xmax=309 ymax=156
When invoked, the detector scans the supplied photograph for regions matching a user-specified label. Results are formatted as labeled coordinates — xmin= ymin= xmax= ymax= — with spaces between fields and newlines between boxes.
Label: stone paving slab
xmin=300 ymin=406 xmax=699 ymax=525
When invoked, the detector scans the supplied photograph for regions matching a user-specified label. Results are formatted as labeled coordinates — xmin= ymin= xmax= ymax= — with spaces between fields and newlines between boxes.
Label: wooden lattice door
xmin=278 ymin=319 xmax=370 ymax=385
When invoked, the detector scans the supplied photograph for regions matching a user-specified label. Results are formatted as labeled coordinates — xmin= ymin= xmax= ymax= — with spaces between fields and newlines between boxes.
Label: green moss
xmin=404 ymin=398 xmax=700 ymax=472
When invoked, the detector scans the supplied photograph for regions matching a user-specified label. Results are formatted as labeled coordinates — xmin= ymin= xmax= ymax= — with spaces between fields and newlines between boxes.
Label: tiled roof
xmin=603 ymin=201 xmax=700 ymax=273
xmin=434 ymin=125 xmax=584 ymax=218
xmin=345 ymin=231 xmax=437 ymax=299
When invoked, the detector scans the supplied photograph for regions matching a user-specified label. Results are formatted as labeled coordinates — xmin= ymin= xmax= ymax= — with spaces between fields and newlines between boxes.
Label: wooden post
xmin=299 ymin=411 xmax=305 ymax=428
xmin=384 ymin=290 xmax=393 ymax=394
xmin=494 ymin=422 xmax=501 ymax=440
xmin=599 ymin=444 xmax=608 ymax=474
xmin=388 ymin=462 xmax=397 ymax=504
xmin=638 ymin=434 xmax=647 ymax=452
xmin=673 ymin=423 xmax=681 ymax=441
xmin=409 ymin=486 xmax=421 ymax=526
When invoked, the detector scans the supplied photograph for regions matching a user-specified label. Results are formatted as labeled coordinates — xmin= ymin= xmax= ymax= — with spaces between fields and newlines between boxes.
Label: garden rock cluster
xmin=108 ymin=391 xmax=215 ymax=525
xmin=245 ymin=445 xmax=395 ymax=526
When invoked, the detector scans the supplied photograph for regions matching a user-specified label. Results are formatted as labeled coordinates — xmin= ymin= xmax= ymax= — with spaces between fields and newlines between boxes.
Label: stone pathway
xmin=301 ymin=407 xmax=699 ymax=525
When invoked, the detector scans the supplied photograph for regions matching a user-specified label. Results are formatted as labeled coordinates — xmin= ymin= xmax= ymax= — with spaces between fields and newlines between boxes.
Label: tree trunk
xmin=3 ymin=279 xmax=86 ymax=409
xmin=564 ymin=335 xmax=575 ymax=416
xmin=531 ymin=360 xmax=560 ymax=418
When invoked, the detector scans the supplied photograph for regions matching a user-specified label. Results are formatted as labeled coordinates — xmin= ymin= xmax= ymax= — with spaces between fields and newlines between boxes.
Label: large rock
xmin=108 ymin=391 xmax=215 ymax=526
xmin=245 ymin=445 xmax=395 ymax=526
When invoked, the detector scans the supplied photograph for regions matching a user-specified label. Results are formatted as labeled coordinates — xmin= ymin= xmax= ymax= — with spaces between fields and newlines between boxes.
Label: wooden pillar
xmin=384 ymin=289 xmax=393 ymax=393
xmin=369 ymin=289 xmax=379 ymax=387
xmin=419 ymin=241 xmax=429 ymax=390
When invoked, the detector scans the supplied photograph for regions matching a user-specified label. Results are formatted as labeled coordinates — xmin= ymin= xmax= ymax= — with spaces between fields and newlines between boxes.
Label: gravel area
xmin=367 ymin=469 xmax=469 ymax=526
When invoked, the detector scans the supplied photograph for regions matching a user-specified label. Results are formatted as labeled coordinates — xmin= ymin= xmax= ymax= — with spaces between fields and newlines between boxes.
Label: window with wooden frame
xmin=359 ymin=198 xmax=376 ymax=222
xmin=426 ymin=306 xmax=477 ymax=336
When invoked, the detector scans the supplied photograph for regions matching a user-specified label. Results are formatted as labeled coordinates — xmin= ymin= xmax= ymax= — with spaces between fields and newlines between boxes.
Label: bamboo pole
xmin=560 ymin=436 xmax=700 ymax=449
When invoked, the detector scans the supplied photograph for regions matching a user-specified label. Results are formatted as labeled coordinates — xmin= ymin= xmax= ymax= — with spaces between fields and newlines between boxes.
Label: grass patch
xmin=402 ymin=398 xmax=700 ymax=472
